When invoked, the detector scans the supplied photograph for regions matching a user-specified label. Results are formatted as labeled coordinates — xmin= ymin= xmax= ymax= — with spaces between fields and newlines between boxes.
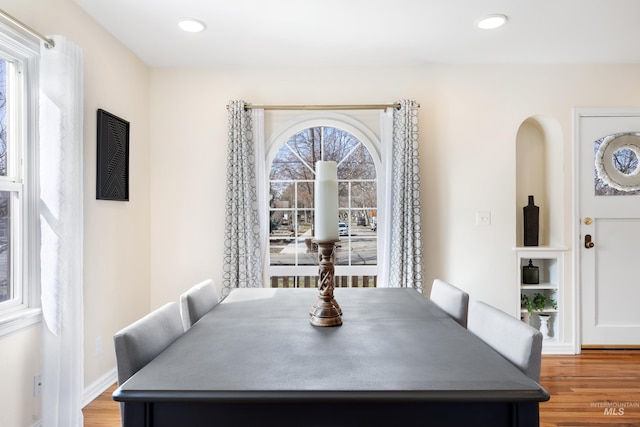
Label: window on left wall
xmin=0 ymin=24 xmax=41 ymax=337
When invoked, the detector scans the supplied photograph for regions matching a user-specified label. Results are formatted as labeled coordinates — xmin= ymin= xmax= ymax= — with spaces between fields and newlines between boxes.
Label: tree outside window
xmin=269 ymin=127 xmax=378 ymax=287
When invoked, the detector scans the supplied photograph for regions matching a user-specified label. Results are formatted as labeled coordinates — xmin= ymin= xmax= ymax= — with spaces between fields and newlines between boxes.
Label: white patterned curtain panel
xmin=39 ymin=36 xmax=84 ymax=427
xmin=387 ymin=100 xmax=425 ymax=291
xmin=222 ymin=101 xmax=264 ymax=296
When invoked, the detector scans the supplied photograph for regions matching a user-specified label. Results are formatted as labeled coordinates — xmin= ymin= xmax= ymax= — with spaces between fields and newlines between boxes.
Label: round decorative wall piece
xmin=595 ymin=133 xmax=640 ymax=191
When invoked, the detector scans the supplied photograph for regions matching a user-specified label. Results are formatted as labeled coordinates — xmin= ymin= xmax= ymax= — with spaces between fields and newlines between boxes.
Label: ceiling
xmin=72 ymin=0 xmax=640 ymax=68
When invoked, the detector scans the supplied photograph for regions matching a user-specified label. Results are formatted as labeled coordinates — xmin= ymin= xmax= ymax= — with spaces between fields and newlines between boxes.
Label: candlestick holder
xmin=310 ymin=240 xmax=342 ymax=327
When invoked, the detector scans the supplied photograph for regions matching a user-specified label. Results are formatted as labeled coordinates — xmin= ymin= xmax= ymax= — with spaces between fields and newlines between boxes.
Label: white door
xmin=577 ymin=109 xmax=640 ymax=347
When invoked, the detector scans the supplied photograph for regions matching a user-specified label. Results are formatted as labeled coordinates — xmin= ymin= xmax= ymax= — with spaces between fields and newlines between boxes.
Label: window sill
xmin=0 ymin=308 xmax=42 ymax=338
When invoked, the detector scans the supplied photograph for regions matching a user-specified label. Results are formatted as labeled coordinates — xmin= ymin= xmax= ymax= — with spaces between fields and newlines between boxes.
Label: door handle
xmin=585 ymin=234 xmax=595 ymax=249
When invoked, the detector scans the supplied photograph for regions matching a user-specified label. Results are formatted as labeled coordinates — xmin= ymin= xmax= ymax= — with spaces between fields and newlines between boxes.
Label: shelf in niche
xmin=521 ymin=284 xmax=557 ymax=290
xmin=516 ymin=247 xmax=564 ymax=348
xmin=520 ymin=308 xmax=558 ymax=313
xmin=513 ymin=246 xmax=568 ymax=252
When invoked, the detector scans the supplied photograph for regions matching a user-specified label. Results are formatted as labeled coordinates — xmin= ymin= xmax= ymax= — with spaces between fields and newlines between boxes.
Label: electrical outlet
xmin=475 ymin=211 xmax=491 ymax=226
xmin=95 ymin=336 xmax=102 ymax=356
xmin=34 ymin=374 xmax=41 ymax=397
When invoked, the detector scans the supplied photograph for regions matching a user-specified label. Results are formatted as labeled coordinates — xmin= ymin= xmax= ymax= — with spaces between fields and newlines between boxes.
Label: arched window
xmin=266 ymin=116 xmax=380 ymax=288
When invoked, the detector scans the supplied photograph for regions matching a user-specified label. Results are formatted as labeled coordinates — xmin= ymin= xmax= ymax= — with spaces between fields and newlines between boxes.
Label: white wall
xmin=150 ymin=64 xmax=640 ymax=348
xmin=0 ymin=0 xmax=151 ymax=424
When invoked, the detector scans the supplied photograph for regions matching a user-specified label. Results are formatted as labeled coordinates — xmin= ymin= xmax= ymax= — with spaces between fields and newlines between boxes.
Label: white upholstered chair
xmin=429 ymin=279 xmax=470 ymax=328
xmin=113 ymin=302 xmax=184 ymax=424
xmin=179 ymin=279 xmax=220 ymax=331
xmin=467 ymin=300 xmax=543 ymax=382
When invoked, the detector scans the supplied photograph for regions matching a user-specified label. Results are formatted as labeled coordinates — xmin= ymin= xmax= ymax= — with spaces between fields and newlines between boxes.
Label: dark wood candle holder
xmin=309 ymin=240 xmax=342 ymax=327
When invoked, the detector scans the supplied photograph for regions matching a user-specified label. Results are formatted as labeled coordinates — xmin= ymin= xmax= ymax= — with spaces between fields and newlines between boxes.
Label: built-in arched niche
xmin=515 ymin=115 xmax=564 ymax=247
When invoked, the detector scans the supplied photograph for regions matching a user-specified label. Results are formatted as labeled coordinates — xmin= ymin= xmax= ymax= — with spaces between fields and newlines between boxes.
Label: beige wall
xmin=148 ymin=66 xmax=428 ymax=306
xmin=0 ymin=324 xmax=41 ymax=426
xmin=0 ymin=0 xmax=150 ymax=424
xmin=149 ymin=63 xmax=640 ymax=348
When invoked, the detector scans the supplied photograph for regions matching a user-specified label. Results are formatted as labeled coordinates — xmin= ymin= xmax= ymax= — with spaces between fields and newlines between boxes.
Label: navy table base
xmin=123 ymin=400 xmax=540 ymax=427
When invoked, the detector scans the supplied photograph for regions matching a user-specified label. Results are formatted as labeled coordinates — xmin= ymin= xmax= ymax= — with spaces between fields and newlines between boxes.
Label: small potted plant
xmin=521 ymin=293 xmax=557 ymax=339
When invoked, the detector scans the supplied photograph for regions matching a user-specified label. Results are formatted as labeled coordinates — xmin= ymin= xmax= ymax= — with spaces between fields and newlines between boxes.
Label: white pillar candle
xmin=314 ymin=161 xmax=339 ymax=241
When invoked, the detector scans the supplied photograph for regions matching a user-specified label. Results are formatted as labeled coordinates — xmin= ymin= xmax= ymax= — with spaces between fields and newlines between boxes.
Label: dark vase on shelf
xmin=523 ymin=195 xmax=539 ymax=246
xmin=522 ymin=259 xmax=540 ymax=284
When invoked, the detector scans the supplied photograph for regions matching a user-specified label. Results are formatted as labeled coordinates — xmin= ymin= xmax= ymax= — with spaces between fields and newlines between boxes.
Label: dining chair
xmin=429 ymin=279 xmax=470 ymax=328
xmin=113 ymin=302 xmax=184 ymax=425
xmin=467 ymin=299 xmax=543 ymax=382
xmin=179 ymin=278 xmax=220 ymax=331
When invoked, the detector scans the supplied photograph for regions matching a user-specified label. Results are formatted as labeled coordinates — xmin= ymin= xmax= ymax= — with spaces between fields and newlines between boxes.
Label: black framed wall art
xmin=96 ymin=109 xmax=130 ymax=201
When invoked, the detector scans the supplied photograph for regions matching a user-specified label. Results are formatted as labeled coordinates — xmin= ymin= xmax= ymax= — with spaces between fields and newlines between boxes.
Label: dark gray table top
xmin=115 ymin=288 xmax=549 ymax=403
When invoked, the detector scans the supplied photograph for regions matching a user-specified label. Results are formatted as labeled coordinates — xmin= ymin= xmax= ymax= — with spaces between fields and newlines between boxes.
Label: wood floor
xmin=539 ymin=350 xmax=640 ymax=427
xmin=83 ymin=350 xmax=640 ymax=427
xmin=83 ymin=383 xmax=120 ymax=427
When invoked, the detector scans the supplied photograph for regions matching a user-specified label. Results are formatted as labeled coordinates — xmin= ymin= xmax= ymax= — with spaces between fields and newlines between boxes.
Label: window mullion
xmin=293 ymin=182 xmax=298 ymax=267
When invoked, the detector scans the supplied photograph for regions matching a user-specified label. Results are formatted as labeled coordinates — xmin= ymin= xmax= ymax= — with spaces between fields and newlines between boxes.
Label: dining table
xmin=113 ymin=287 xmax=549 ymax=427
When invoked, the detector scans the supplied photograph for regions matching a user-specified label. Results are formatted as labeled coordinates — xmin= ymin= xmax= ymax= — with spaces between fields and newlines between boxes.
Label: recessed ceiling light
xmin=178 ymin=18 xmax=207 ymax=33
xmin=477 ymin=14 xmax=508 ymax=30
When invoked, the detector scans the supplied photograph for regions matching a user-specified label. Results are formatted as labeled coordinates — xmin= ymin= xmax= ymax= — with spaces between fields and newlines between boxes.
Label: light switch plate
xmin=476 ymin=211 xmax=491 ymax=226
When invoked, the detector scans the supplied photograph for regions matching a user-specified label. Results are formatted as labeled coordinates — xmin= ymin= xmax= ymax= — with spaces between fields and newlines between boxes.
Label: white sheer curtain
xmin=379 ymin=100 xmax=424 ymax=291
xmin=39 ymin=36 xmax=84 ymax=427
xmin=222 ymin=101 xmax=266 ymax=297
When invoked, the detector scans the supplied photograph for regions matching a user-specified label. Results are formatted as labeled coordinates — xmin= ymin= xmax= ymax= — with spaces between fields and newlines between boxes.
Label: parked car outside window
xmin=338 ymin=222 xmax=349 ymax=236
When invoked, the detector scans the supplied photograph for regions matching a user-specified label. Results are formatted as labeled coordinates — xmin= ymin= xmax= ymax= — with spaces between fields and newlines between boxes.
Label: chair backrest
xmin=467 ymin=300 xmax=543 ymax=381
xmin=113 ymin=302 xmax=184 ymax=385
xmin=179 ymin=279 xmax=219 ymax=331
xmin=429 ymin=279 xmax=470 ymax=328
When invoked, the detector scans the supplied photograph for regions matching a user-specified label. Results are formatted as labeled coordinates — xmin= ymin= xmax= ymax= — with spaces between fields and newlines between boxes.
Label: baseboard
xmin=582 ymin=344 xmax=640 ymax=350
xmin=83 ymin=367 xmax=117 ymax=408
xmin=542 ymin=342 xmax=578 ymax=354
